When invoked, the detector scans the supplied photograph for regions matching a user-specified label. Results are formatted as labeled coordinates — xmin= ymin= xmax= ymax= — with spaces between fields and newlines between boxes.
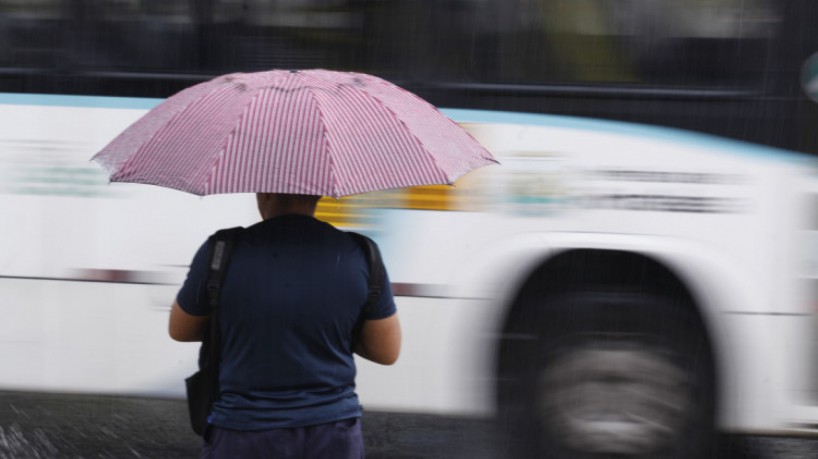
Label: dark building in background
xmin=1 ymin=0 xmax=816 ymax=154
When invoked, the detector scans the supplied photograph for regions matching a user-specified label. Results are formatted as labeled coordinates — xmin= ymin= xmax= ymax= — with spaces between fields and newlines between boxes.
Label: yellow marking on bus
xmin=316 ymin=196 xmax=364 ymax=227
xmin=315 ymin=183 xmax=462 ymax=226
xmin=406 ymin=185 xmax=453 ymax=211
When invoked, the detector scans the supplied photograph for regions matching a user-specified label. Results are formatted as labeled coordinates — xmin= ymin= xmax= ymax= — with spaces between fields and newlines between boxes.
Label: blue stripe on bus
xmin=441 ymin=108 xmax=815 ymax=164
xmin=1 ymin=93 xmax=812 ymax=163
xmin=0 ymin=93 xmax=164 ymax=110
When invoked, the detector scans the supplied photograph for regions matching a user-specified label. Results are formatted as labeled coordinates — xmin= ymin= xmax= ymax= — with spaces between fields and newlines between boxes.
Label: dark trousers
xmin=201 ymin=418 xmax=364 ymax=459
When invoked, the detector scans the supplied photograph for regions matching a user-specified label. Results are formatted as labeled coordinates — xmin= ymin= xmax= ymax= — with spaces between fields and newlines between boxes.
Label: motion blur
xmin=2 ymin=1 xmax=818 ymax=458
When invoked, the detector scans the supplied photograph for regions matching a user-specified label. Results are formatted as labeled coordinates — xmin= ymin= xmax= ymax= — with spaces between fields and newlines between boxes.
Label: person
xmin=169 ymin=193 xmax=402 ymax=459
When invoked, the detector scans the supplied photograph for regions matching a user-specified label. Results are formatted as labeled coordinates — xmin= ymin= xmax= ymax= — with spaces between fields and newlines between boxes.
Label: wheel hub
xmin=537 ymin=344 xmax=692 ymax=455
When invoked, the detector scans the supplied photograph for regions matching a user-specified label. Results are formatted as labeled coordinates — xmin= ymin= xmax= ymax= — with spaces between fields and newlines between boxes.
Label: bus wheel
xmin=497 ymin=292 xmax=716 ymax=459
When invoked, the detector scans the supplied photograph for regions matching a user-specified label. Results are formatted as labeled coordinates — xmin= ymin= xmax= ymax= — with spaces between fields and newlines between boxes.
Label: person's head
xmin=255 ymin=193 xmax=321 ymax=219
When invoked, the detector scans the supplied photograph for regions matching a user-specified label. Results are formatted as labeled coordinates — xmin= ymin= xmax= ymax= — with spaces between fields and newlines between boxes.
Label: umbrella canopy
xmin=92 ymin=69 xmax=497 ymax=198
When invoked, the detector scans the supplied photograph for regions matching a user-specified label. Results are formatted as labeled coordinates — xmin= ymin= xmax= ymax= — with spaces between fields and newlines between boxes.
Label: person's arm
xmin=170 ymin=239 xmax=212 ymax=342
xmin=168 ymin=300 xmax=209 ymax=342
xmin=355 ymin=313 xmax=401 ymax=365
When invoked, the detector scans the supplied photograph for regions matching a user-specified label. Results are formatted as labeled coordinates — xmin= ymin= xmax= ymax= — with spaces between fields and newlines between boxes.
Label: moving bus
xmin=2 ymin=1 xmax=818 ymax=458
xmin=6 ymin=96 xmax=818 ymax=459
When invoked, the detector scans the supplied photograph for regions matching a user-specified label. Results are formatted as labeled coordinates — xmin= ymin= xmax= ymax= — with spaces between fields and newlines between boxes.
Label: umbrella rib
xmin=303 ymin=80 xmax=341 ymax=198
xmin=349 ymin=83 xmax=452 ymax=186
xmin=200 ymin=87 xmax=265 ymax=195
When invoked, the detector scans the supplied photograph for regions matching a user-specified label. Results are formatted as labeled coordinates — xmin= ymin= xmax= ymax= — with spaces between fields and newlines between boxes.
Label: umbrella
xmin=92 ymin=69 xmax=497 ymax=197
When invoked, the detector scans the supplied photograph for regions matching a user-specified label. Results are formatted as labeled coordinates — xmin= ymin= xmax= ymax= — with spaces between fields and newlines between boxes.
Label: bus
xmin=2 ymin=1 xmax=818 ymax=458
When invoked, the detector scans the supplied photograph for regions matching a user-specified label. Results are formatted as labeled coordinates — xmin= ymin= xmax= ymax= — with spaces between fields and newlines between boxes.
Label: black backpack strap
xmin=347 ymin=232 xmax=386 ymax=314
xmin=206 ymin=227 xmax=243 ymax=314
xmin=202 ymin=226 xmax=243 ymax=397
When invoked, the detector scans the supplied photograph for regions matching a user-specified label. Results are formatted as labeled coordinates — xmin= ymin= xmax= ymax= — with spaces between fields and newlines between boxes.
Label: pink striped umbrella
xmin=92 ymin=69 xmax=497 ymax=197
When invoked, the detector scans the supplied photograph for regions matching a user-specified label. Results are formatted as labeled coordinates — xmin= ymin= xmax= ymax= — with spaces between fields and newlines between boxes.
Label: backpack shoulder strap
xmin=206 ymin=226 xmax=244 ymax=307
xmin=346 ymin=232 xmax=386 ymax=314
xmin=200 ymin=226 xmax=243 ymax=384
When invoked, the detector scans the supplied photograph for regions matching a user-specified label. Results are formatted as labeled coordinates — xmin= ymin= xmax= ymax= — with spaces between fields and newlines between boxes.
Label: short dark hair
xmin=257 ymin=193 xmax=321 ymax=206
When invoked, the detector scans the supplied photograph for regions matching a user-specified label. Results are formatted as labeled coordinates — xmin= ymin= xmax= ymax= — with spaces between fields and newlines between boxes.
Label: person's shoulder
xmin=345 ymin=231 xmax=376 ymax=249
xmin=206 ymin=226 xmax=246 ymax=243
xmin=213 ymin=225 xmax=245 ymax=236
xmin=344 ymin=231 xmax=383 ymax=265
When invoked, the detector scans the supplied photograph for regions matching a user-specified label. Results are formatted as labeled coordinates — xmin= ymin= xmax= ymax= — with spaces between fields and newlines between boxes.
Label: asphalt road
xmin=0 ymin=391 xmax=495 ymax=459
xmin=0 ymin=391 xmax=816 ymax=459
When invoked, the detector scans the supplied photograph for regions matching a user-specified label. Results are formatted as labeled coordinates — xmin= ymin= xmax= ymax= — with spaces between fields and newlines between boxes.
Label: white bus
xmin=2 ymin=94 xmax=818 ymax=458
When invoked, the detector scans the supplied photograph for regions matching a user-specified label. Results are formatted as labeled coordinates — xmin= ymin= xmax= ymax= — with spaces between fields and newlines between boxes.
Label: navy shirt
xmin=177 ymin=214 xmax=396 ymax=430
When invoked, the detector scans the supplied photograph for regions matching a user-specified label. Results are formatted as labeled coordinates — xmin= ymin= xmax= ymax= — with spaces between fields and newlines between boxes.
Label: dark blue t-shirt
xmin=177 ymin=214 xmax=396 ymax=430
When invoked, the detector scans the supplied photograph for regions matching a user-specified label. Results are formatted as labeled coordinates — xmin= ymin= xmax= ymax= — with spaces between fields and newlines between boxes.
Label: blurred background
xmin=0 ymin=0 xmax=815 ymax=153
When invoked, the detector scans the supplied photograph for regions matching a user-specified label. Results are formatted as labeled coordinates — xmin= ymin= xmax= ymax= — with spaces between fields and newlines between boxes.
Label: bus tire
xmin=497 ymin=291 xmax=716 ymax=459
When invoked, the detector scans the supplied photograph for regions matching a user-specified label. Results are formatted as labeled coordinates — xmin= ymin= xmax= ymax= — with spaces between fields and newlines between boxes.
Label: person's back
xmin=169 ymin=193 xmax=401 ymax=458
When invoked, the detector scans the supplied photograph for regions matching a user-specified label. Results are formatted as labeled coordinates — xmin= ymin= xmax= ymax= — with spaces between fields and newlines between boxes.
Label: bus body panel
xmin=1 ymin=96 xmax=818 ymax=437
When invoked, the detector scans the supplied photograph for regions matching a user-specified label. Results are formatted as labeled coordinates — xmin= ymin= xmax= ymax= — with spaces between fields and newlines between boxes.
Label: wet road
xmin=0 ymin=391 xmax=816 ymax=458
xmin=0 ymin=391 xmax=495 ymax=459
